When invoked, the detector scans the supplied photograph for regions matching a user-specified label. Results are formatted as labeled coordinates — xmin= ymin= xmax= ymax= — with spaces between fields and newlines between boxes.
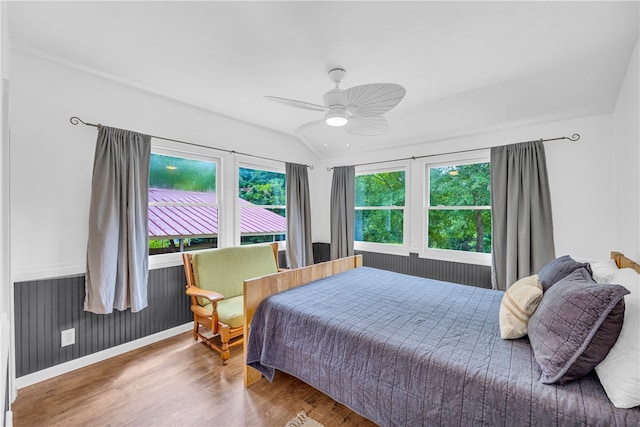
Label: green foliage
xmin=149 ymin=154 xmax=216 ymax=192
xmin=149 ymin=237 xmax=218 ymax=255
xmin=239 ymin=168 xmax=286 ymax=206
xmin=430 ymin=163 xmax=490 ymax=206
xmin=355 ymin=171 xmax=405 ymax=206
xmin=428 ymin=162 xmax=491 ymax=253
xmin=355 ymin=171 xmax=405 ymax=244
xmin=428 ymin=210 xmax=492 ymax=253
xmin=240 ymin=234 xmax=285 ymax=245
xmin=149 ymin=239 xmax=169 ymax=249
xmin=355 ymin=209 xmax=403 ymax=244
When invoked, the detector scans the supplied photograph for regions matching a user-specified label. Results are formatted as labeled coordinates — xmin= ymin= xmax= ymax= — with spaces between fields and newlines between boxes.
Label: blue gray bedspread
xmin=246 ymin=267 xmax=640 ymax=426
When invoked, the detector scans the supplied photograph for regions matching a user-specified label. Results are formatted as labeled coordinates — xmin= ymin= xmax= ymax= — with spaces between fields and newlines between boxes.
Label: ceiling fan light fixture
xmin=325 ymin=109 xmax=348 ymax=127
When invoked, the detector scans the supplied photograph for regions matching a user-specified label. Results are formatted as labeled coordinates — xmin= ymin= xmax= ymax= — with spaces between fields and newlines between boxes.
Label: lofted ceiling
xmin=7 ymin=1 xmax=640 ymax=158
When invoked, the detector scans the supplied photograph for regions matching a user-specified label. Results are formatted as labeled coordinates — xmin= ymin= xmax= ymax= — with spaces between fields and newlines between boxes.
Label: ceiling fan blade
xmin=344 ymin=83 xmax=406 ymax=117
xmin=264 ymin=96 xmax=327 ymax=112
xmin=346 ymin=116 xmax=389 ymax=136
xmin=294 ymin=119 xmax=327 ymax=136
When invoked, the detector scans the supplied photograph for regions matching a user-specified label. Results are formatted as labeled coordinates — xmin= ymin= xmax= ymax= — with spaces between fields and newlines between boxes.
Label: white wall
xmin=312 ymin=113 xmax=622 ymax=262
xmin=612 ymin=39 xmax=640 ymax=261
xmin=9 ymin=50 xmax=317 ymax=282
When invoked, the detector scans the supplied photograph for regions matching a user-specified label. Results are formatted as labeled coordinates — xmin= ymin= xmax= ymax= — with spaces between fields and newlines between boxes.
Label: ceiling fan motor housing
xmin=323 ymin=87 xmax=345 ymax=108
xmin=324 ymin=87 xmax=348 ymax=126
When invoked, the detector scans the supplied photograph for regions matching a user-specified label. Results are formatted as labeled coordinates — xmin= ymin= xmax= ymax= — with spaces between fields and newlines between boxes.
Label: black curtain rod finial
xmin=70 ymin=116 xmax=101 ymax=128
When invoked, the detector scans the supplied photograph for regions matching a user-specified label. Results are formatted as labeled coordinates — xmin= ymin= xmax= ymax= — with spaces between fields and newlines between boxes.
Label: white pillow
xmin=590 ymin=259 xmax=620 ymax=284
xmin=595 ymin=268 xmax=640 ymax=408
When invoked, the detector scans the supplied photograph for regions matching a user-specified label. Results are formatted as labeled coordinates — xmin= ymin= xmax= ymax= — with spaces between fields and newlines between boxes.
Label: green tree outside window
xmin=355 ymin=170 xmax=405 ymax=245
xmin=427 ymin=162 xmax=491 ymax=253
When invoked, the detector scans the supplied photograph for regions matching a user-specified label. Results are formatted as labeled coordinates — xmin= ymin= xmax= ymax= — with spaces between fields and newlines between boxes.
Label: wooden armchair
xmin=182 ymin=242 xmax=281 ymax=364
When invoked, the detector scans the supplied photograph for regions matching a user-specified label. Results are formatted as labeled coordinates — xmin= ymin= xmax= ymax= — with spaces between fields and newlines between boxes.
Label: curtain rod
xmin=69 ymin=116 xmax=314 ymax=169
xmin=325 ymin=133 xmax=580 ymax=171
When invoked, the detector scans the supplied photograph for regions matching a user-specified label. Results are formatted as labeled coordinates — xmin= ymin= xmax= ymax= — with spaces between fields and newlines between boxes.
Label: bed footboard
xmin=243 ymin=255 xmax=363 ymax=387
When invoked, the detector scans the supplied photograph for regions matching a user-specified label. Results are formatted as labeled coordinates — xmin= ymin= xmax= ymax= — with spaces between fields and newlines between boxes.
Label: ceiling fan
xmin=265 ymin=68 xmax=406 ymax=136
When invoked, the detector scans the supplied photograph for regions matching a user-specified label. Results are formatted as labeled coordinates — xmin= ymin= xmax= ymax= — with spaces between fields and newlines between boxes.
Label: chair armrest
xmin=191 ymin=304 xmax=214 ymax=318
xmin=186 ymin=286 xmax=224 ymax=303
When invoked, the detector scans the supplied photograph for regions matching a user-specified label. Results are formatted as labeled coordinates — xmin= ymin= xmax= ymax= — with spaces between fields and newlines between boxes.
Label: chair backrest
xmin=187 ymin=243 xmax=279 ymax=301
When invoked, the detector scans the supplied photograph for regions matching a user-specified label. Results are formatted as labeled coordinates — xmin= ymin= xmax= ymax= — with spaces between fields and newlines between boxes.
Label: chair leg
xmin=219 ymin=323 xmax=230 ymax=365
xmin=192 ymin=320 xmax=199 ymax=340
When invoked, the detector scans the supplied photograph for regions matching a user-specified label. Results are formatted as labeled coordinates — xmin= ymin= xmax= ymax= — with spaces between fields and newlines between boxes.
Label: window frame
xmin=354 ymin=161 xmax=409 ymax=256
xmin=148 ymin=145 xmax=222 ymax=270
xmin=420 ymin=151 xmax=491 ymax=266
xmin=236 ymin=158 xmax=287 ymax=251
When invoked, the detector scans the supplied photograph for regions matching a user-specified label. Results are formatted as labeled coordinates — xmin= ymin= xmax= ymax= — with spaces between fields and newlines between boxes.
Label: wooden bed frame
xmin=243 ymin=251 xmax=638 ymax=387
xmin=242 ymin=254 xmax=363 ymax=386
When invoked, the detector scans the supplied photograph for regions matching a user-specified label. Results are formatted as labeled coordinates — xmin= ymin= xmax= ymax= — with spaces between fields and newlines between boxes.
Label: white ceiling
xmin=7 ymin=1 xmax=640 ymax=158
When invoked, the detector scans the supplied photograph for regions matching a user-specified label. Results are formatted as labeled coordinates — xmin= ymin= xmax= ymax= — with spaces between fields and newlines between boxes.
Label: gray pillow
xmin=528 ymin=268 xmax=629 ymax=384
xmin=538 ymin=255 xmax=593 ymax=292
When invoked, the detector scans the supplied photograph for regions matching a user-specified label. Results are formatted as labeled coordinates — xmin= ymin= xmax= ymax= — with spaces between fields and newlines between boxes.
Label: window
xmin=354 ymin=167 xmax=406 ymax=251
xmin=148 ymin=152 xmax=218 ymax=255
xmin=425 ymin=159 xmax=491 ymax=262
xmin=238 ymin=166 xmax=286 ymax=245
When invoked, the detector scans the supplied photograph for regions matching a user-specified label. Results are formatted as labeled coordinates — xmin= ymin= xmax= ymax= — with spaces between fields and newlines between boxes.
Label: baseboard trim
xmin=15 ymin=323 xmax=192 ymax=389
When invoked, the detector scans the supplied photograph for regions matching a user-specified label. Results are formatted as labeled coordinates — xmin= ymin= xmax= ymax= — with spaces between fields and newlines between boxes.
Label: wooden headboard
xmin=611 ymin=251 xmax=640 ymax=274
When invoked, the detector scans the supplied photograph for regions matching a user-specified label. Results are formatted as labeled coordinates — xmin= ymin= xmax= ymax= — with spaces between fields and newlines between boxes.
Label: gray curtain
xmin=330 ymin=166 xmax=355 ymax=260
xmin=285 ymin=162 xmax=314 ymax=268
xmin=491 ymin=140 xmax=555 ymax=291
xmin=85 ymin=126 xmax=151 ymax=314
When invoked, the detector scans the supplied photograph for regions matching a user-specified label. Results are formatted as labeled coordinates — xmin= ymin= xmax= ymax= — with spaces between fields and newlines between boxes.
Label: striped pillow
xmin=499 ymin=275 xmax=543 ymax=339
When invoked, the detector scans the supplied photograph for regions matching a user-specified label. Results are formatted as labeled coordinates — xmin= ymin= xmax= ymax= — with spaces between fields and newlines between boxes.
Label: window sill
xmin=148 ymin=252 xmax=185 ymax=270
xmin=419 ymin=248 xmax=492 ymax=266
xmin=148 ymin=241 xmax=287 ymax=271
xmin=354 ymin=241 xmax=409 ymax=257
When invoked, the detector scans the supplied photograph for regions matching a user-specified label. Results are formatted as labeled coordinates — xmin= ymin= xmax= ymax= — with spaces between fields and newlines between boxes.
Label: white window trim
xmin=354 ymin=161 xmax=410 ymax=256
xmin=236 ymin=156 xmax=287 ymax=251
xmin=148 ymin=144 xmax=222 ymax=270
xmin=419 ymin=151 xmax=492 ymax=266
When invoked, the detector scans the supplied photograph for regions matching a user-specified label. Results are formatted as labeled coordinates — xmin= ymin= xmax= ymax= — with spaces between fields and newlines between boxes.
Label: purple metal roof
xmin=148 ymin=188 xmax=286 ymax=239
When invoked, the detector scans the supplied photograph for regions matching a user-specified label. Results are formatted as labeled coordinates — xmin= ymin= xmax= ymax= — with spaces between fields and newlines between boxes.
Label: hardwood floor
xmin=11 ymin=331 xmax=377 ymax=427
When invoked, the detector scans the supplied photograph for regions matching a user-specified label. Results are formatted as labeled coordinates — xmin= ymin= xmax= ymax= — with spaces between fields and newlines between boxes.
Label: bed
xmin=243 ymin=253 xmax=640 ymax=426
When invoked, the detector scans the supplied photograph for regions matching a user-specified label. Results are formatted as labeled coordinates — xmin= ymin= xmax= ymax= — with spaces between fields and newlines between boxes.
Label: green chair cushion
xmin=202 ymin=295 xmax=244 ymax=329
xmin=192 ymin=244 xmax=278 ymax=303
